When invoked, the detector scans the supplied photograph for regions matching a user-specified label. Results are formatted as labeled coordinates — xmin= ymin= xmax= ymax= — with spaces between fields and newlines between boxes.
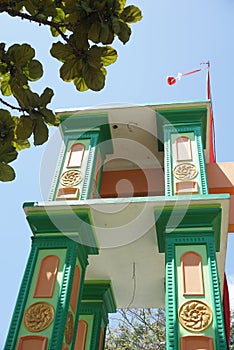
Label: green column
xmin=155 ymin=205 xmax=228 ymax=350
xmin=74 ymin=281 xmax=116 ymax=350
xmin=4 ymin=208 xmax=98 ymax=350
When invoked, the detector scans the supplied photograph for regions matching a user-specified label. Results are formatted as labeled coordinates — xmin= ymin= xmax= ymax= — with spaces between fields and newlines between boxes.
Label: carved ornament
xmin=23 ymin=302 xmax=54 ymax=332
xmin=60 ymin=170 xmax=83 ymax=187
xmin=65 ymin=311 xmax=74 ymax=345
xmin=178 ymin=300 xmax=212 ymax=332
xmin=173 ymin=163 xmax=198 ymax=180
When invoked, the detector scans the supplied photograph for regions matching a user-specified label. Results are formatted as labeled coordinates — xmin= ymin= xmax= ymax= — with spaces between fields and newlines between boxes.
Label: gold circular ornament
xmin=60 ymin=170 xmax=83 ymax=187
xmin=65 ymin=311 xmax=74 ymax=345
xmin=178 ymin=300 xmax=212 ymax=332
xmin=173 ymin=163 xmax=198 ymax=180
xmin=23 ymin=302 xmax=54 ymax=332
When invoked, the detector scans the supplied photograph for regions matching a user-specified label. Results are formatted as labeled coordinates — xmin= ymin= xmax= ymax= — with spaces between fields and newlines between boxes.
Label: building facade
xmin=5 ymin=101 xmax=233 ymax=349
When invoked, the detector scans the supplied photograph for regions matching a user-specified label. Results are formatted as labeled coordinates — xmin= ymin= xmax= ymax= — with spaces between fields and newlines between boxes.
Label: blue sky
xmin=1 ymin=0 xmax=234 ymax=347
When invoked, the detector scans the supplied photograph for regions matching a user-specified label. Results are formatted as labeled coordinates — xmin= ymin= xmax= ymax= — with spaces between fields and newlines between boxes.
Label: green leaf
xmin=112 ymin=16 xmax=121 ymax=33
xmin=88 ymin=21 xmax=102 ymax=43
xmin=33 ymin=117 xmax=49 ymax=145
xmin=41 ymin=108 xmax=56 ymax=125
xmin=83 ymin=64 xmax=105 ymax=91
xmin=23 ymin=59 xmax=43 ymax=81
xmin=7 ymin=44 xmax=35 ymax=65
xmin=13 ymin=139 xmax=30 ymax=151
xmin=0 ymin=143 xmax=18 ymax=163
xmin=60 ymin=58 xmax=83 ymax=82
xmin=1 ymin=76 xmax=12 ymax=96
xmin=101 ymin=46 xmax=117 ymax=66
xmin=117 ymin=20 xmax=131 ymax=44
xmin=0 ymin=109 xmax=15 ymax=144
xmin=73 ymin=76 xmax=88 ymax=92
xmin=50 ymin=42 xmax=75 ymax=62
xmin=100 ymin=23 xmax=111 ymax=44
xmin=40 ymin=88 xmax=54 ymax=107
xmin=13 ymin=88 xmax=40 ymax=109
xmin=16 ymin=116 xmax=33 ymax=140
xmin=114 ymin=0 xmax=126 ymax=14
xmin=0 ymin=162 xmax=15 ymax=181
xmin=120 ymin=5 xmax=142 ymax=23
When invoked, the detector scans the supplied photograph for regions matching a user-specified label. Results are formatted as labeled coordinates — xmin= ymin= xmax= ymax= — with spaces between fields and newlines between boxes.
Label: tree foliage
xmin=0 ymin=0 xmax=142 ymax=181
xmin=105 ymin=308 xmax=166 ymax=350
xmin=230 ymin=309 xmax=234 ymax=349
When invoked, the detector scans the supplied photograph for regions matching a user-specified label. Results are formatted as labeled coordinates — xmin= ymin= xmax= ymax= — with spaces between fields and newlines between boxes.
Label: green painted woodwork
xmin=63 ymin=257 xmax=87 ymax=349
xmin=154 ymin=204 xmax=222 ymax=253
xmin=58 ymin=112 xmax=113 ymax=153
xmin=156 ymin=106 xmax=208 ymax=152
xmin=24 ymin=207 xmax=98 ymax=255
xmin=76 ymin=281 xmax=116 ymax=350
xmin=164 ymin=125 xmax=208 ymax=196
xmin=4 ymin=233 xmax=95 ymax=350
xmin=78 ymin=314 xmax=94 ymax=350
xmin=17 ymin=249 xmax=66 ymax=341
xmin=164 ymin=235 xmax=227 ymax=350
xmin=175 ymin=245 xmax=215 ymax=341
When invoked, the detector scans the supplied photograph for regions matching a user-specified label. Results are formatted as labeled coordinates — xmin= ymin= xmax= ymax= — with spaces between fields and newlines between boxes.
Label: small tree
xmin=230 ymin=309 xmax=234 ymax=349
xmin=105 ymin=308 xmax=166 ymax=350
xmin=0 ymin=0 xmax=142 ymax=181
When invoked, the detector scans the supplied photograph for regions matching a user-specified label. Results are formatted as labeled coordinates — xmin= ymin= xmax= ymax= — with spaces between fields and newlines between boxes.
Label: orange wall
xmin=100 ymin=163 xmax=234 ymax=232
xmin=207 ymin=162 xmax=234 ymax=232
xmin=100 ymin=168 xmax=165 ymax=198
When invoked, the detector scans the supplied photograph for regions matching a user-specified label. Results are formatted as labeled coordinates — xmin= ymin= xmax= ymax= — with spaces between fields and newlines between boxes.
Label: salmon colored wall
xmin=206 ymin=162 xmax=234 ymax=233
xmin=100 ymin=168 xmax=165 ymax=198
xmin=100 ymin=163 xmax=234 ymax=232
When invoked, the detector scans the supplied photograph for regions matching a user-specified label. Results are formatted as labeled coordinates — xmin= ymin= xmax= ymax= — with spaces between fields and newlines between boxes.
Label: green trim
xmin=82 ymin=281 xmax=117 ymax=313
xmin=165 ymin=235 xmax=227 ymax=350
xmin=25 ymin=208 xmax=98 ymax=255
xmin=165 ymin=238 xmax=178 ymax=350
xmin=156 ymin=107 xmax=207 ymax=151
xmin=4 ymin=244 xmax=38 ymax=350
xmin=59 ymin=112 xmax=113 ymax=154
xmin=155 ymin=205 xmax=222 ymax=253
xmin=164 ymin=124 xmax=208 ymax=196
xmin=81 ymin=133 xmax=99 ymax=199
xmin=207 ymin=237 xmax=227 ymax=349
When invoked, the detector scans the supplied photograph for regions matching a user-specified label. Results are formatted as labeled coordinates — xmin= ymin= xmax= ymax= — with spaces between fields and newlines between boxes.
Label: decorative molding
xmin=50 ymin=243 xmax=77 ymax=348
xmin=175 ymin=136 xmax=192 ymax=161
xmin=56 ymin=187 xmax=79 ymax=200
xmin=74 ymin=320 xmax=88 ymax=350
xmin=23 ymin=302 xmax=54 ymax=332
xmin=34 ymin=255 xmax=60 ymax=298
xmin=181 ymin=251 xmax=204 ymax=296
xmin=70 ymin=266 xmax=81 ymax=313
xmin=180 ymin=335 xmax=214 ymax=350
xmin=175 ymin=181 xmax=198 ymax=194
xmin=4 ymin=245 xmax=38 ymax=349
xmin=195 ymin=128 xmax=208 ymax=195
xmin=206 ymin=238 xmax=228 ymax=348
xmin=60 ymin=170 xmax=83 ymax=187
xmin=178 ymin=300 xmax=212 ymax=332
xmin=17 ymin=335 xmax=48 ymax=350
xmin=80 ymin=134 xmax=99 ymax=200
xmin=173 ymin=163 xmax=198 ymax=181
xmin=48 ymin=142 xmax=66 ymax=201
xmin=67 ymin=143 xmax=85 ymax=168
xmin=165 ymin=239 xmax=178 ymax=350
xmin=65 ymin=311 xmax=74 ymax=345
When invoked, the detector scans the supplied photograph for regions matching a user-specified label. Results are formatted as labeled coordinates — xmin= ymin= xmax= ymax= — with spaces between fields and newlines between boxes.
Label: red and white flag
xmin=167 ymin=62 xmax=216 ymax=163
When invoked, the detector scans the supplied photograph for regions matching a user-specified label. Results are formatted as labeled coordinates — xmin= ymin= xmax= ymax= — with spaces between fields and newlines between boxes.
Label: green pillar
xmin=156 ymin=106 xmax=228 ymax=349
xmin=74 ymin=281 xmax=116 ymax=350
xmin=4 ymin=209 xmax=98 ymax=350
